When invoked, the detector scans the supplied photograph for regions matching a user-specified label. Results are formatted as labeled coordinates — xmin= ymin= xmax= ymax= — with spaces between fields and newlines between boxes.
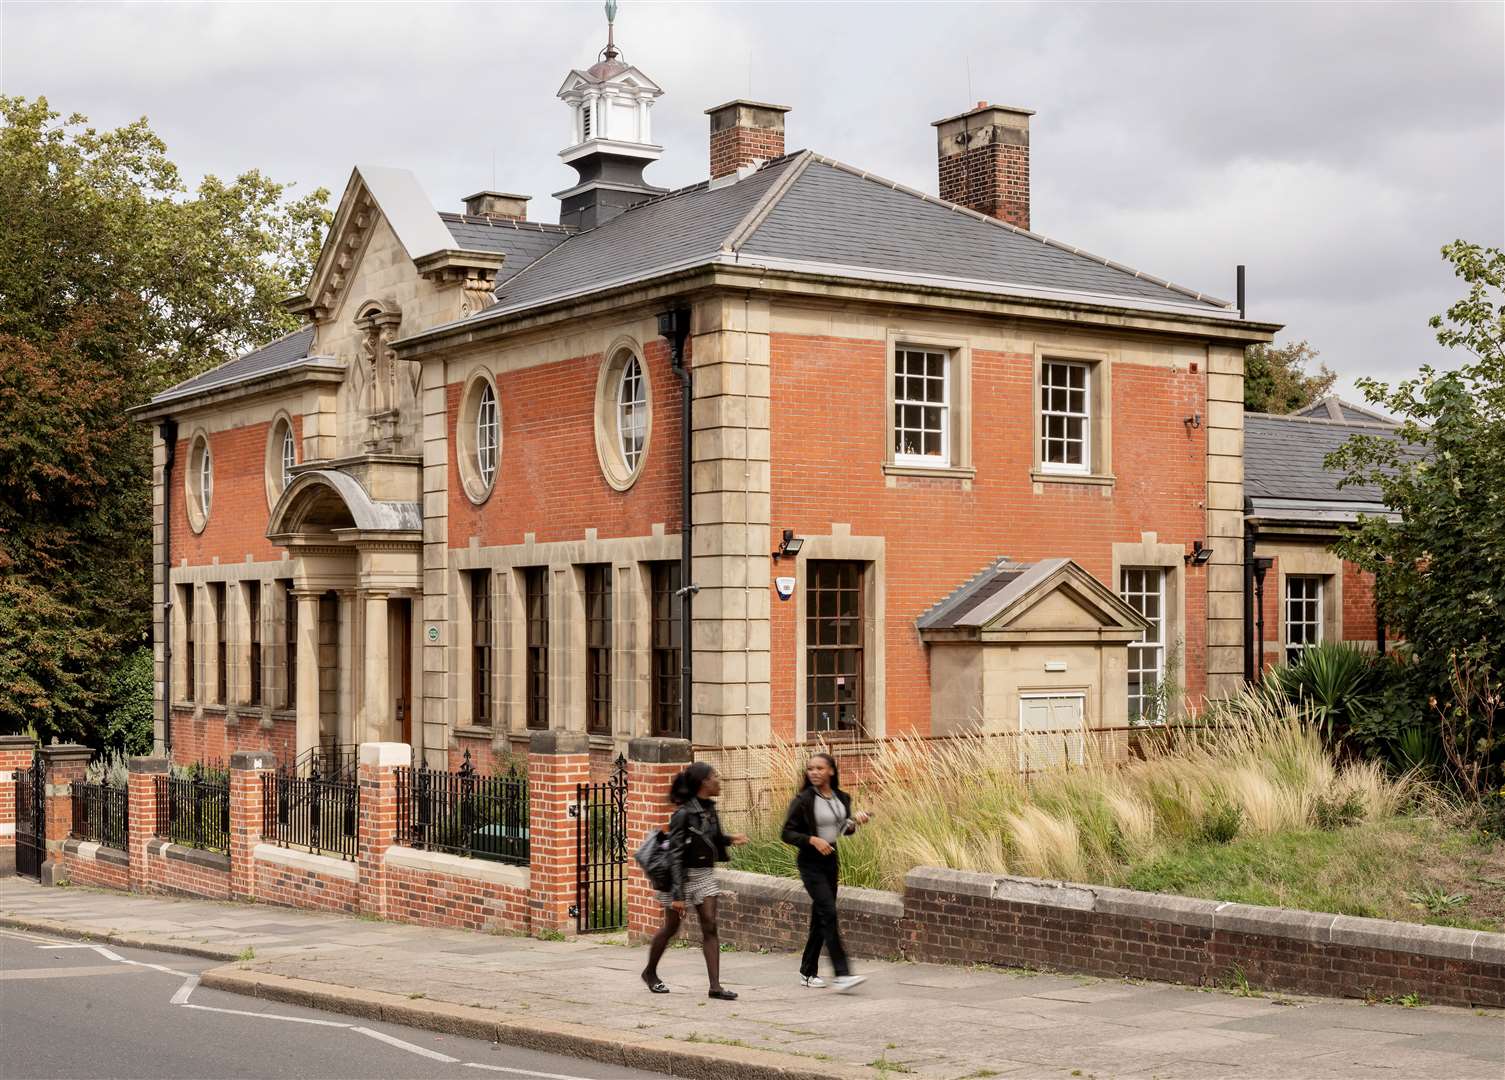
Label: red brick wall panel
xmin=1342 ymin=560 xmax=1379 ymax=642
xmin=61 ymin=845 xmax=131 ymax=891
xmin=770 ymin=335 xmax=1210 ymax=737
xmin=143 ymin=843 xmax=232 ymax=900
xmin=384 ymin=861 xmax=530 ymax=933
xmin=170 ymin=417 xmax=301 ymax=566
xmin=252 ymin=856 xmax=360 ymax=914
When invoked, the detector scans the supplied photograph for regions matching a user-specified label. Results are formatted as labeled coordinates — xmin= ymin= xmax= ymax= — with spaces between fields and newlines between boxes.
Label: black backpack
xmin=634 ymin=829 xmax=673 ymax=891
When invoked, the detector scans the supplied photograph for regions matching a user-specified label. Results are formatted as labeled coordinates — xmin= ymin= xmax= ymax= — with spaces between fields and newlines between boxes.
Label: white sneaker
xmin=800 ymin=974 xmax=827 ymax=988
xmin=831 ymin=975 xmax=867 ymax=993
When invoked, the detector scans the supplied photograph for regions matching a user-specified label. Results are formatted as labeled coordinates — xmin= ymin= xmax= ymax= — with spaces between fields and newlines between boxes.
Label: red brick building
xmin=132 ymin=15 xmax=1288 ymax=770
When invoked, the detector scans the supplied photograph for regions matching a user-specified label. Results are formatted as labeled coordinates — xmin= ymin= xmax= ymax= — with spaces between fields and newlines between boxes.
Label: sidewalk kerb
xmin=0 ymin=914 xmax=241 ymax=962
xmin=200 ymin=966 xmax=876 ymax=1080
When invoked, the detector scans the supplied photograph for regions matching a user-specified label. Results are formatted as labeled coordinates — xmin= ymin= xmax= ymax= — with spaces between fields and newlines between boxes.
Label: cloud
xmin=3 ymin=0 xmax=1500 ymax=399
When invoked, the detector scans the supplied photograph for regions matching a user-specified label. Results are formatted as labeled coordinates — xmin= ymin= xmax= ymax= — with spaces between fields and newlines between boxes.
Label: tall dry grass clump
xmin=736 ymin=688 xmax=1420 ymax=892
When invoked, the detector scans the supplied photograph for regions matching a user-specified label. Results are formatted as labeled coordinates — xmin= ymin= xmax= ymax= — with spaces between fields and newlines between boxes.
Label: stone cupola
xmin=554 ymin=1 xmax=666 ymax=230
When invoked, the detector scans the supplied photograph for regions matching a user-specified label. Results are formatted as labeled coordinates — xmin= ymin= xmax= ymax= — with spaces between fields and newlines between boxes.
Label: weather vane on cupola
xmin=603 ymin=0 xmax=620 ymax=62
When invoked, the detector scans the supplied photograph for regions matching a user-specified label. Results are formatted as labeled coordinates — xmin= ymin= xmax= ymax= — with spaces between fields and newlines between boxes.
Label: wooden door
xmin=392 ymin=598 xmax=413 ymax=746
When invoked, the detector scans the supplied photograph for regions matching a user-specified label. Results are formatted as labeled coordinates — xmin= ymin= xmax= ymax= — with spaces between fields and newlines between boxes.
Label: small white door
xmin=1018 ymin=694 xmax=1086 ymax=772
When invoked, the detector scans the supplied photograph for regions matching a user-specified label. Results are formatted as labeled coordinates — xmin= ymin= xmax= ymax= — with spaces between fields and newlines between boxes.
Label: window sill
xmin=1031 ymin=469 xmax=1115 ymax=488
xmin=455 ymin=725 xmax=494 ymax=739
xmin=588 ymin=733 xmax=616 ymax=751
xmin=883 ymin=462 xmax=976 ymax=482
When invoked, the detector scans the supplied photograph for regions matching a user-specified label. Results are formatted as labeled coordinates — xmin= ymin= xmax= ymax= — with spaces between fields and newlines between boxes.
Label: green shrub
xmin=100 ymin=647 xmax=155 ymax=756
xmin=1198 ymin=801 xmax=1243 ymax=844
xmin=1313 ymin=791 xmax=1365 ymax=831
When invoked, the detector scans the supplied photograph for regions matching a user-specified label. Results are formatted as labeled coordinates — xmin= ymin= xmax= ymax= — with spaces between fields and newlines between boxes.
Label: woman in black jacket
xmin=641 ymin=762 xmax=747 ymax=999
xmin=781 ymin=752 xmax=871 ymax=991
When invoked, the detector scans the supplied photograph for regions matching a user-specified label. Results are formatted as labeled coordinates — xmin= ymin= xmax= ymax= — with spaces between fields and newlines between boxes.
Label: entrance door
xmin=1018 ymin=693 xmax=1086 ymax=772
xmin=391 ymin=598 xmax=413 ymax=746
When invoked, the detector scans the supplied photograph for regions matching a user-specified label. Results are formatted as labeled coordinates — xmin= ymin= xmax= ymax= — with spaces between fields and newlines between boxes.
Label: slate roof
xmin=1244 ymin=408 xmax=1400 ymax=506
xmin=917 ymin=557 xmax=1051 ymax=630
xmin=473 ymin=151 xmax=1236 ymax=327
xmin=147 ymin=325 xmax=330 ymax=406
xmin=439 ymin=213 xmax=573 ymax=285
xmin=1292 ymin=396 xmax=1396 ymax=425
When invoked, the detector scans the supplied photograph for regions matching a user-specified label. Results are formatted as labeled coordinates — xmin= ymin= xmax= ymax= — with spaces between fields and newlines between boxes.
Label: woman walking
xmin=641 ymin=762 xmax=746 ymax=1000
xmin=781 ymin=752 xmax=870 ymax=991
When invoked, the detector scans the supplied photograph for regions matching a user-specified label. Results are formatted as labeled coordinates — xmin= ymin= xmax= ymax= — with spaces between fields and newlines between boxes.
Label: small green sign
xmin=426 ymin=625 xmax=440 ymax=643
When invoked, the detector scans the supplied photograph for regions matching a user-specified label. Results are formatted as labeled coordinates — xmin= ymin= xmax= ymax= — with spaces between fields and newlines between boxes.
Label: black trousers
xmin=798 ymin=849 xmax=850 ymax=978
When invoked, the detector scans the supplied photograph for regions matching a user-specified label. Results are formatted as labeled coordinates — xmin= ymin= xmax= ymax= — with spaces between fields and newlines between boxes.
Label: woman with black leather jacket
xmin=781 ymin=752 xmax=871 ymax=992
xmin=641 ymin=761 xmax=747 ymax=999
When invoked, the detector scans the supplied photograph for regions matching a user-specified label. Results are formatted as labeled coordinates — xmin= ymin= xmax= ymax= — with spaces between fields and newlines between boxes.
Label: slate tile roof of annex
xmin=1244 ymin=409 xmax=1401 ymax=504
xmin=148 ymin=325 xmax=323 ymax=406
xmin=438 ymin=213 xmax=573 ymax=284
xmin=480 ymin=151 xmax=1233 ymax=323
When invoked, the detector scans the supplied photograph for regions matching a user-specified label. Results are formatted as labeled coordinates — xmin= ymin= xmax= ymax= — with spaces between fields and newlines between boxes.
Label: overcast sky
xmin=4 ymin=1 xmax=1501 ymax=399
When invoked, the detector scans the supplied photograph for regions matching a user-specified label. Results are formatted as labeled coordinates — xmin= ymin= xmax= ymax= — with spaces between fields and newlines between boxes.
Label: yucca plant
xmin=1266 ymin=642 xmax=1382 ymax=749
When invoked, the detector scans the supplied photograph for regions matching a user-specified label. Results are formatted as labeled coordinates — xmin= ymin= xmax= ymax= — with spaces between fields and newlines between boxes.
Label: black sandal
xmin=708 ymin=988 xmax=738 ymax=1001
xmin=641 ymin=971 xmax=669 ymax=994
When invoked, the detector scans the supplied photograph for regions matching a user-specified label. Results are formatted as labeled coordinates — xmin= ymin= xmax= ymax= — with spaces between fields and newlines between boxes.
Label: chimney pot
xmin=706 ymin=99 xmax=791 ymax=180
xmin=931 ymin=102 xmax=1034 ymax=230
xmin=463 ymin=190 xmax=530 ymax=221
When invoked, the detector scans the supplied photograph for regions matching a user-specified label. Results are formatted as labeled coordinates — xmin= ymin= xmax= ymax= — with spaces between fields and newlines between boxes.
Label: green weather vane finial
xmin=604 ymin=1 xmax=619 ymax=59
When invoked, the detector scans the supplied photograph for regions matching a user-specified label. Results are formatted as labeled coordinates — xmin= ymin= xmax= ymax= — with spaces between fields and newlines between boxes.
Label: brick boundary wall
xmin=252 ymin=843 xmax=360 ymax=913
xmin=143 ymin=839 xmax=231 ymax=899
xmin=60 ymin=839 xmax=130 ymax=891
xmin=383 ymin=846 xmax=530 ymax=933
xmin=697 ymin=867 xmax=1505 ymax=1009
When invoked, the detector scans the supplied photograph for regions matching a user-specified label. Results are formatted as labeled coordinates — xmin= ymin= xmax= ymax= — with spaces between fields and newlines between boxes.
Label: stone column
xmin=625 ymin=737 xmax=691 ymax=939
xmin=126 ymin=756 xmax=169 ymax=892
xmin=337 ymin=591 xmax=356 ymax=747
xmin=40 ymin=744 xmax=92 ymax=886
xmin=363 ymin=591 xmax=391 ymax=743
xmin=526 ymin=730 xmax=591 ymax=937
xmin=356 ymin=741 xmax=409 ymax=918
xmin=1205 ymin=343 xmax=1247 ymax=698
xmin=294 ymin=591 xmax=322 ymax=762
xmin=0 ymin=735 xmax=38 ymax=877
xmin=686 ymin=296 xmax=773 ymax=747
xmin=229 ymin=749 xmax=276 ymax=900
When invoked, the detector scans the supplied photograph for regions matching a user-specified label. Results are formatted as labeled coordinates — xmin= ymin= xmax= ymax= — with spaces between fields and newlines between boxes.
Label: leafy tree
xmin=0 ymin=96 xmax=329 ymax=744
xmin=1329 ymin=241 xmax=1505 ymax=792
xmin=1244 ymin=339 xmax=1337 ymax=413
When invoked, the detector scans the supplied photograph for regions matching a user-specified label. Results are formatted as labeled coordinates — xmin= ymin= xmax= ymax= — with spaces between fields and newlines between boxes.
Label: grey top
xmin=148 ymin=325 xmax=327 ymax=406
xmin=1245 ymin=408 xmax=1402 ymax=504
xmin=813 ymin=791 xmax=848 ymax=845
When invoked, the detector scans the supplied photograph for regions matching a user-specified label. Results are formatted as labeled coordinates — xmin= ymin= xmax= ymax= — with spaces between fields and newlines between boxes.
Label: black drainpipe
xmin=658 ymin=308 xmax=695 ymax=745
xmin=1243 ymin=496 xmax=1256 ymax=683
xmin=159 ymin=418 xmax=178 ymax=756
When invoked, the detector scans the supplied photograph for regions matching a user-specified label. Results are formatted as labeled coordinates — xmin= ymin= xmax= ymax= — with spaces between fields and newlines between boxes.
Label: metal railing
xmin=262 ymin=767 xmax=358 ymax=860
xmin=294 ymin=744 xmax=358 ymax=780
xmin=396 ymin=750 xmax=528 ymax=865
xmin=71 ymin=781 xmax=128 ymax=850
xmin=155 ymin=773 xmax=230 ymax=855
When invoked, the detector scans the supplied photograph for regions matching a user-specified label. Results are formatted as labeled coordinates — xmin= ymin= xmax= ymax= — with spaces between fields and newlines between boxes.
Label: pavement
xmin=2 ymin=877 xmax=1502 ymax=1080
xmin=0 ymin=926 xmax=661 ymax=1079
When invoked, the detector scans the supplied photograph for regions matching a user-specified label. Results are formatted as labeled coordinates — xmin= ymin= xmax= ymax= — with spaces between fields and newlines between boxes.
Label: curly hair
xmin=669 ymin=761 xmax=715 ymax=805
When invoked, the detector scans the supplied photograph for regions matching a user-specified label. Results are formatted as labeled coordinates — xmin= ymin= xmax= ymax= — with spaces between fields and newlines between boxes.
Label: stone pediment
xmin=917 ymin=557 xmax=1146 ymax=644
xmin=287 ymin=165 xmax=501 ymax=324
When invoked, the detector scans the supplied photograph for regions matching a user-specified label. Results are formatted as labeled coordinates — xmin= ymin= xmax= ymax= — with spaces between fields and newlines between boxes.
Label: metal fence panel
xmin=262 ymin=768 xmax=358 ymax=860
xmin=154 ymin=774 xmax=230 ymax=855
xmin=396 ymin=750 xmax=528 ymax=865
xmin=71 ymin=781 xmax=128 ymax=850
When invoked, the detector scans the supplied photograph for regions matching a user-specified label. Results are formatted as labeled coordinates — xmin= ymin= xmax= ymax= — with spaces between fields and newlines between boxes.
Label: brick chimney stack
xmin=463 ymin=190 xmax=530 ymax=221
xmin=932 ymin=102 xmax=1034 ymax=230
xmin=706 ymin=100 xmax=790 ymax=179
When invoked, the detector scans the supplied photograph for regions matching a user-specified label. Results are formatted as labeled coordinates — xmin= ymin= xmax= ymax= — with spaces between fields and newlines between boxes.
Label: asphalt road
xmin=0 ymin=928 xmax=668 ymax=1080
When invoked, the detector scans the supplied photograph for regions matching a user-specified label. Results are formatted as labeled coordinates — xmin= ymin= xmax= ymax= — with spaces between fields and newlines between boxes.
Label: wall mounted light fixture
xmin=1185 ymin=540 xmax=1214 ymax=566
xmin=773 ymin=529 xmax=804 ymax=560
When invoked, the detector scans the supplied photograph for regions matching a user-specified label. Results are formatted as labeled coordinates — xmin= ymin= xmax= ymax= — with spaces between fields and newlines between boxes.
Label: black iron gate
xmin=14 ymin=752 xmax=44 ymax=879
xmin=573 ymin=755 xmax=627 ymax=933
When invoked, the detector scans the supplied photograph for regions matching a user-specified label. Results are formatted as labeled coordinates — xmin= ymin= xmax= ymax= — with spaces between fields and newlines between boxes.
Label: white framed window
xmin=185 ymin=431 xmax=212 ymax=532
xmin=1285 ymin=575 xmax=1323 ymax=663
xmin=476 ymin=382 xmax=499 ymax=488
xmin=457 ymin=370 xmax=500 ymax=504
xmin=1121 ymin=568 xmax=1166 ymax=724
xmin=1019 ymin=693 xmax=1086 ymax=771
xmin=617 ymin=356 xmax=646 ymax=473
xmin=893 ymin=347 xmax=950 ymax=466
xmin=1040 ymin=360 xmax=1090 ymax=473
xmin=594 ymin=342 xmax=652 ymax=491
xmin=281 ymin=426 xmax=296 ymax=489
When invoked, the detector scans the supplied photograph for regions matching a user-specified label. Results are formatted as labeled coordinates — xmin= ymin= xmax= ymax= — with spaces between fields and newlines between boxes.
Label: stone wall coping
xmin=252 ymin=842 xmax=359 ymax=882
xmin=528 ymin=730 xmax=590 ymax=756
xmin=63 ymin=838 xmax=129 ymax=866
xmin=128 ymin=756 xmax=172 ymax=775
xmin=41 ymin=744 xmax=93 ymax=764
xmin=627 ymin=737 xmax=693 ymax=764
xmin=717 ymin=868 xmax=907 ymax=919
xmin=146 ymin=838 xmax=231 ymax=873
xmin=229 ymin=750 xmax=277 ymax=772
xmin=0 ymin=735 xmax=37 ymax=750
xmin=358 ymin=742 xmax=412 ymax=768
xmin=385 ymin=845 xmax=530 ymax=890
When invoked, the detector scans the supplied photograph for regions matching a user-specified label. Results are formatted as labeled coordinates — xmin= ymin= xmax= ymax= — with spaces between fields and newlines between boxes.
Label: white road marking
xmin=464 ymin=1063 xmax=603 ymax=1080
xmin=170 ymin=974 xmax=200 ymax=1004
xmin=352 ymin=1026 xmax=460 ymax=1063
xmin=33 ymin=943 xmax=100 ymax=949
xmin=180 ymin=1002 xmax=351 ymax=1027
